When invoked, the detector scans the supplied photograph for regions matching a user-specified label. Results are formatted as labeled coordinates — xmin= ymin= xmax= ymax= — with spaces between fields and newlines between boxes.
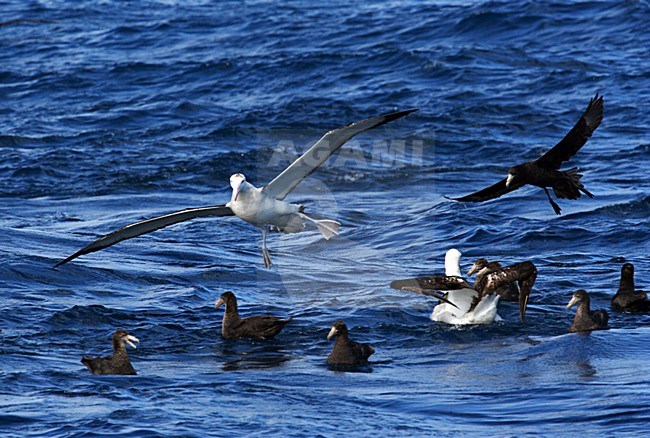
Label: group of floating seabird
xmin=565 ymin=263 xmax=650 ymax=333
xmin=392 ymin=250 xmax=647 ymax=336
xmin=82 ymin=259 xmax=645 ymax=375
xmin=83 ymin=296 xmax=374 ymax=375
xmin=57 ymin=94 xmax=645 ymax=375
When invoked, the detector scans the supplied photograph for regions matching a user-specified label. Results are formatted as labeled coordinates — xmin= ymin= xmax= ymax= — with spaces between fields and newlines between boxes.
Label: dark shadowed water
xmin=1 ymin=0 xmax=649 ymax=436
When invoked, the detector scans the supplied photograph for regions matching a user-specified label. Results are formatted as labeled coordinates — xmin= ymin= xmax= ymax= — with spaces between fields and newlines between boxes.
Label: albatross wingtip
xmin=375 ymin=108 xmax=419 ymax=125
xmin=390 ymin=108 xmax=418 ymax=118
xmin=52 ymin=255 xmax=76 ymax=269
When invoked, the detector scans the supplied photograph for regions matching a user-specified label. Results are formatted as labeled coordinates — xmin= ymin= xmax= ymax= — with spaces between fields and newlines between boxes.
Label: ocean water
xmin=1 ymin=0 xmax=649 ymax=435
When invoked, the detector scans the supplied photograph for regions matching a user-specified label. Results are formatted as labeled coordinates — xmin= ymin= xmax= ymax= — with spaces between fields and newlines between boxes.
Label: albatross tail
xmin=300 ymin=214 xmax=340 ymax=240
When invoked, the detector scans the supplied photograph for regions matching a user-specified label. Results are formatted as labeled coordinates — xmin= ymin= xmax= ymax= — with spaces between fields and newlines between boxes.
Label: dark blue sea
xmin=2 ymin=0 xmax=649 ymax=436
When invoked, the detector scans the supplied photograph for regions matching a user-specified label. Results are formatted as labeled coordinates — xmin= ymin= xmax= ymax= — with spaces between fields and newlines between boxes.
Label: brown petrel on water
xmin=611 ymin=263 xmax=649 ymax=313
xmin=567 ymin=289 xmax=609 ymax=333
xmin=215 ymin=291 xmax=291 ymax=339
xmin=81 ymin=329 xmax=139 ymax=375
xmin=326 ymin=321 xmax=374 ymax=367
xmin=447 ymin=93 xmax=603 ymax=215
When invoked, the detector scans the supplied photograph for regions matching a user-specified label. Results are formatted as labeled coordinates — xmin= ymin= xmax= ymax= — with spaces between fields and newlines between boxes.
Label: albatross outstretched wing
xmin=263 ymin=109 xmax=418 ymax=201
xmin=535 ymin=93 xmax=604 ymax=169
xmin=53 ymin=205 xmax=233 ymax=268
xmin=445 ymin=177 xmax=524 ymax=203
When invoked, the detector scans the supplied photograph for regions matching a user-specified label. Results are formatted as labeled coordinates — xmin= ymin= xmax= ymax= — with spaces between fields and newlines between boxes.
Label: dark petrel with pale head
xmin=611 ymin=263 xmax=649 ymax=312
xmin=326 ymin=321 xmax=374 ymax=367
xmin=567 ymin=290 xmax=609 ymax=333
xmin=81 ymin=329 xmax=139 ymax=375
xmin=447 ymin=93 xmax=603 ymax=215
xmin=215 ymin=291 xmax=291 ymax=339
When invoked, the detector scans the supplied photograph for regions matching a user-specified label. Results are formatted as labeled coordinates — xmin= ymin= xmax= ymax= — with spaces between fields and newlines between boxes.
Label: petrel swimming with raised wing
xmin=467 ymin=258 xmax=519 ymax=301
xmin=53 ymin=109 xmax=417 ymax=269
xmin=390 ymin=249 xmax=537 ymax=324
xmin=447 ymin=93 xmax=603 ymax=215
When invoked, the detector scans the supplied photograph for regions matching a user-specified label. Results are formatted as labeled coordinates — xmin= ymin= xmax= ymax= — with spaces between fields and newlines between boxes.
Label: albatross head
xmin=444 ymin=248 xmax=462 ymax=277
xmin=506 ymin=165 xmax=525 ymax=188
xmin=230 ymin=173 xmax=247 ymax=201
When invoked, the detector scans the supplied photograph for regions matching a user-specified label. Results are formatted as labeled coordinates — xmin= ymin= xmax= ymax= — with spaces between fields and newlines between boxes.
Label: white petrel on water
xmin=53 ymin=109 xmax=417 ymax=269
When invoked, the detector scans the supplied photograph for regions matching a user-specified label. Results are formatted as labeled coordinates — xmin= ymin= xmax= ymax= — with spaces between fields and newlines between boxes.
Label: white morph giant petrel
xmin=447 ymin=93 xmax=603 ymax=215
xmin=54 ymin=109 xmax=417 ymax=269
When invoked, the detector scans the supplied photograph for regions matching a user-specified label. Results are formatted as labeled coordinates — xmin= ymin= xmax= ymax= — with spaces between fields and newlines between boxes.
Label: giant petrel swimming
xmin=447 ymin=93 xmax=603 ymax=215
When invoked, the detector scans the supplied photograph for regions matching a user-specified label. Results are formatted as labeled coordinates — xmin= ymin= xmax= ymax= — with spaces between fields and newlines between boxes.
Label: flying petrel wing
xmin=536 ymin=93 xmax=604 ymax=169
xmin=263 ymin=109 xmax=418 ymax=201
xmin=445 ymin=177 xmax=524 ymax=203
xmin=53 ymin=205 xmax=233 ymax=268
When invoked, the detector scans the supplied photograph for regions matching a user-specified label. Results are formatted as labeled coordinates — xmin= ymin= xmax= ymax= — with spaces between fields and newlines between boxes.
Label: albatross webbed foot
xmin=544 ymin=188 xmax=562 ymax=215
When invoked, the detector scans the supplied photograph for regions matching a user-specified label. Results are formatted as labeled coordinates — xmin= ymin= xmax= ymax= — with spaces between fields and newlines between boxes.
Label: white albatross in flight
xmin=390 ymin=248 xmax=537 ymax=325
xmin=53 ymin=109 xmax=417 ymax=269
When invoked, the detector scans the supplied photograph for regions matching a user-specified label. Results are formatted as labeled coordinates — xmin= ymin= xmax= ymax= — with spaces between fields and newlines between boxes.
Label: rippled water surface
xmin=1 ymin=0 xmax=649 ymax=435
